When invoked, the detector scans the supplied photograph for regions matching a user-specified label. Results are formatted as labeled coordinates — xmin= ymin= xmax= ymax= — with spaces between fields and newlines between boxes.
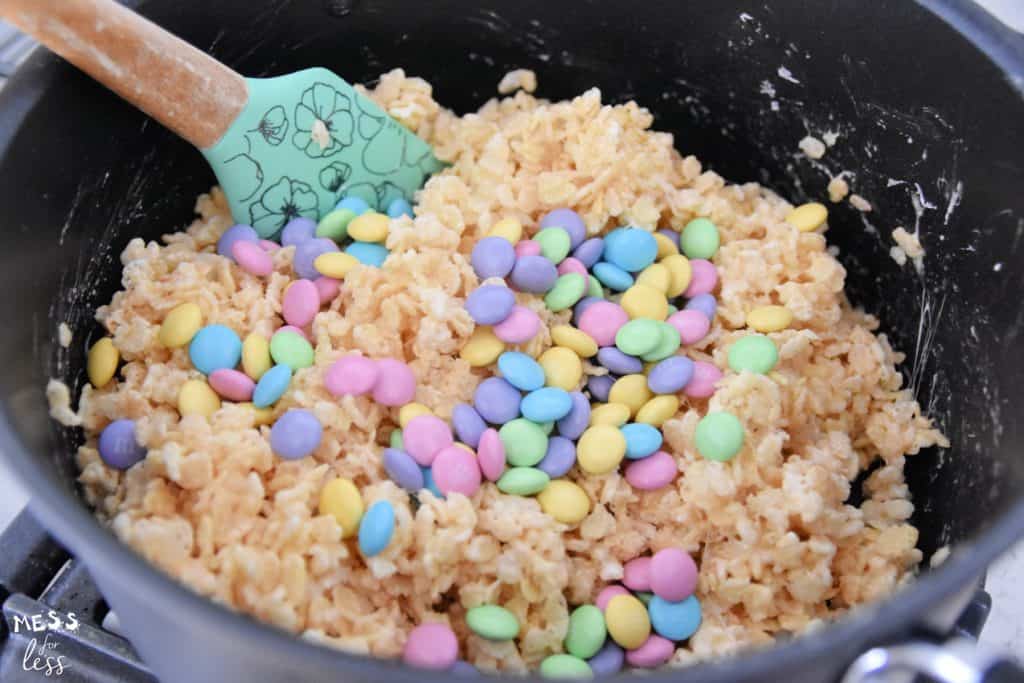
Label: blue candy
xmin=556 ymin=391 xmax=591 ymax=441
xmin=386 ymin=198 xmax=414 ymax=218
xmin=335 ymin=196 xmax=371 ymax=215
xmin=497 ymin=351 xmax=546 ymax=391
xmin=358 ymin=500 xmax=396 ymax=557
xmin=345 ymin=241 xmax=389 ymax=267
xmin=597 ymin=347 xmax=643 ymax=375
xmin=383 ymin=448 xmax=424 ymax=491
xmin=572 ymin=238 xmax=605 ymax=269
xmin=252 ymin=363 xmax=292 ymax=407
xmin=420 ymin=465 xmax=444 ymax=498
xmin=621 ymin=423 xmax=663 ymax=459
xmin=603 ymin=227 xmax=658 ymax=273
xmin=521 ymin=387 xmax=573 ymax=422
xmin=536 ymin=436 xmax=576 ymax=478
xmin=587 ymin=375 xmax=614 ymax=403
xmin=648 ymin=595 xmax=701 ymax=641
xmin=587 ymin=642 xmax=624 ymax=676
xmin=592 ymin=262 xmax=634 ymax=291
xmin=188 ymin=324 xmax=242 ymax=375
xmin=216 ymin=224 xmax=258 ymax=260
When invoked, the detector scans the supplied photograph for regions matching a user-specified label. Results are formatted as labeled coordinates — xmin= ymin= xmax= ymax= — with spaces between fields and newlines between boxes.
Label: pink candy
xmin=596 ymin=585 xmax=630 ymax=611
xmin=493 ymin=305 xmax=541 ymax=344
xmin=324 ymin=355 xmax=379 ymax=397
xmin=402 ymin=622 xmax=458 ymax=670
xmin=477 ymin=428 xmax=506 ymax=481
xmin=622 ymin=557 xmax=652 ymax=591
xmin=258 ymin=239 xmax=280 ymax=252
xmin=649 ymin=548 xmax=698 ymax=602
xmin=232 ymin=240 xmax=274 ymax=277
xmin=404 ymin=415 xmax=454 ymax=466
xmin=577 ymin=301 xmax=629 ymax=347
xmin=668 ymin=309 xmax=710 ymax=345
xmin=313 ymin=276 xmax=340 ymax=304
xmin=372 ymin=358 xmax=417 ymax=406
xmin=283 ymin=279 xmax=320 ymax=327
xmin=625 ymin=635 xmax=674 ymax=668
xmin=557 ymin=257 xmax=588 ymax=278
xmin=683 ymin=259 xmax=718 ymax=298
xmin=514 ymin=239 xmax=542 ymax=258
xmin=431 ymin=445 xmax=482 ymax=497
xmin=683 ymin=361 xmax=722 ymax=399
xmin=625 ymin=451 xmax=677 ymax=490
xmin=208 ymin=369 xmax=255 ymax=402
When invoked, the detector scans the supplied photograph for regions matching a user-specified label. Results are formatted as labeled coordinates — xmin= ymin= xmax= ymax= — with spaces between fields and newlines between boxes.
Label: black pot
xmin=1 ymin=1 xmax=1024 ymax=682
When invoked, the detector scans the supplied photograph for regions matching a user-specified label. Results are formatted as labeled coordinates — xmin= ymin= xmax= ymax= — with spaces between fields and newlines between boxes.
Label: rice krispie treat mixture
xmin=53 ymin=69 xmax=947 ymax=673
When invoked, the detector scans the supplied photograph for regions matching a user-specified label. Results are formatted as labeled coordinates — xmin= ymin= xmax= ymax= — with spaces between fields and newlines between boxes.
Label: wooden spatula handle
xmin=0 ymin=0 xmax=247 ymax=148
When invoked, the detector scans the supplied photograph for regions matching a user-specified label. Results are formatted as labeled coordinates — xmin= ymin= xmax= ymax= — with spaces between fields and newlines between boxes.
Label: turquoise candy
xmin=592 ymin=262 xmax=634 ymax=291
xmin=620 ymin=423 xmax=663 ymax=459
xmin=189 ymin=324 xmax=242 ymax=375
xmin=521 ymin=387 xmax=574 ymax=423
xmin=648 ymin=595 xmax=702 ymax=641
xmin=345 ymin=241 xmax=389 ymax=267
xmin=252 ymin=363 xmax=292 ymax=407
xmin=358 ymin=500 xmax=395 ymax=557
xmin=604 ymin=227 xmax=658 ymax=273
xmin=498 ymin=351 xmax=546 ymax=391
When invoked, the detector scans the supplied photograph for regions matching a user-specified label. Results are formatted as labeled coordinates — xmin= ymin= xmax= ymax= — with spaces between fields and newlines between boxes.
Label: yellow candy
xmin=158 ymin=302 xmax=202 ymax=348
xmin=242 ymin=333 xmax=272 ymax=380
xmin=653 ymin=232 xmax=679 ymax=259
xmin=635 ymin=263 xmax=671 ymax=294
xmin=539 ymin=347 xmax=583 ymax=391
xmin=537 ymin=480 xmax=591 ymax=524
xmin=87 ymin=337 xmax=119 ymax=388
xmin=238 ymin=402 xmax=275 ymax=426
xmin=318 ymin=477 xmax=363 ymax=539
xmin=460 ymin=327 xmax=505 ymax=367
xmin=347 ymin=211 xmax=390 ymax=243
xmin=747 ymin=305 xmax=794 ymax=333
xmin=551 ymin=325 xmax=598 ymax=358
xmin=489 ymin=217 xmax=523 ymax=244
xmin=635 ymin=395 xmax=681 ymax=427
xmin=313 ymin=252 xmax=360 ymax=279
xmin=577 ymin=425 xmax=627 ymax=475
xmin=605 ymin=595 xmax=651 ymax=649
xmin=620 ymin=284 xmax=669 ymax=320
xmin=661 ymin=254 xmax=692 ymax=297
xmin=608 ymin=375 xmax=653 ymax=417
xmin=590 ymin=402 xmax=631 ymax=427
xmin=786 ymin=202 xmax=828 ymax=232
xmin=399 ymin=402 xmax=432 ymax=428
xmin=178 ymin=379 xmax=221 ymax=417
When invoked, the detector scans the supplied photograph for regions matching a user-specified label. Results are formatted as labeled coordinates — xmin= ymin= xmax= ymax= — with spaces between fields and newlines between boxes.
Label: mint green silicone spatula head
xmin=1 ymin=0 xmax=443 ymax=238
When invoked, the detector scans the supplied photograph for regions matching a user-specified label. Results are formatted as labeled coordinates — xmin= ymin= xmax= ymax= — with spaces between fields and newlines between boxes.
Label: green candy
xmin=680 ymin=217 xmax=720 ymax=259
xmin=564 ymin=605 xmax=606 ymax=660
xmin=466 ymin=604 xmax=520 ymax=641
xmin=539 ymin=421 xmax=555 ymax=435
xmin=316 ymin=208 xmax=356 ymax=241
xmin=641 ymin=322 xmax=681 ymax=362
xmin=614 ymin=319 xmax=662 ymax=356
xmin=389 ymin=429 xmax=404 ymax=450
xmin=540 ymin=654 xmax=593 ymax=679
xmin=666 ymin=304 xmax=679 ymax=316
xmin=499 ymin=419 xmax=549 ymax=466
xmin=545 ymin=273 xmax=586 ymax=312
xmin=269 ymin=331 xmax=314 ymax=370
xmin=695 ymin=411 xmax=745 ymax=462
xmin=535 ymin=227 xmax=572 ymax=264
xmin=728 ymin=334 xmax=778 ymax=374
xmin=634 ymin=591 xmax=654 ymax=606
xmin=587 ymin=275 xmax=604 ymax=299
xmin=497 ymin=467 xmax=550 ymax=495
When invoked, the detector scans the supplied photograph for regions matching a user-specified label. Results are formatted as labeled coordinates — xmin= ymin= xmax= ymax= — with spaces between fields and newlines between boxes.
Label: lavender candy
xmin=572 ymin=296 xmax=603 ymax=327
xmin=685 ymin=293 xmax=717 ymax=320
xmin=473 ymin=377 xmax=522 ymax=425
xmin=216 ymin=224 xmax=258 ymax=260
xmin=572 ymin=237 xmax=605 ymax=269
xmin=471 ymin=236 xmax=516 ymax=279
xmin=587 ymin=642 xmax=625 ymax=676
xmin=293 ymin=237 xmax=339 ymax=280
xmin=556 ymin=392 xmax=591 ymax=441
xmin=281 ymin=217 xmax=317 ymax=247
xmin=597 ymin=347 xmax=644 ymax=375
xmin=587 ymin=375 xmax=615 ymax=403
xmin=647 ymin=356 xmax=695 ymax=395
xmin=537 ymin=436 xmax=576 ymax=478
xmin=657 ymin=228 xmax=681 ymax=249
xmin=539 ymin=208 xmax=587 ymax=248
xmin=269 ymin=409 xmax=322 ymax=460
xmin=97 ymin=419 xmax=146 ymax=470
xmin=464 ymin=284 xmax=516 ymax=325
xmin=509 ymin=255 xmax=558 ymax=294
xmin=451 ymin=661 xmax=480 ymax=676
xmin=451 ymin=403 xmax=487 ymax=448
xmin=382 ymin=448 xmax=425 ymax=491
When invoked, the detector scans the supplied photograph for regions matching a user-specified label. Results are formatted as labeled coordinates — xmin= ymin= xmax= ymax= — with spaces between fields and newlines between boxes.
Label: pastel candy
xmin=404 ymin=414 xmax=454 ymax=466
xmin=493 ymin=305 xmax=541 ymax=344
xmin=555 ymin=391 xmax=591 ymax=440
xmin=596 ymin=585 xmax=630 ymax=611
xmin=345 ymin=241 xmax=389 ymax=267
xmin=535 ymin=227 xmax=572 ymax=263
xmin=216 ymin=224 xmax=258 ymax=259
xmin=253 ymin=364 xmax=291 ymax=407
xmin=623 ymin=556 xmax=652 ymax=591
xmin=232 ymin=240 xmax=274 ymax=276
xmin=283 ymin=279 xmax=320 ymax=327
xmin=498 ymin=351 xmax=546 ymax=391
xmin=649 ymin=548 xmax=698 ymax=602
xmin=509 ymin=255 xmax=558 ymax=293
xmin=465 ymin=285 xmax=516 ymax=325
xmin=604 ymin=227 xmax=658 ymax=272
xmin=383 ymin=448 xmax=424 ymax=491
xmin=578 ymin=301 xmax=629 ymax=347
xmin=625 ymin=451 xmax=677 ymax=490
xmin=621 ymin=423 xmax=663 ymax=459
xmin=668 ymin=309 xmax=710 ymax=345
xmin=557 ymin=256 xmax=589 ymax=279
xmin=474 ymin=377 xmax=522 ymax=424
xmin=647 ymin=356 xmax=695 ymax=394
xmin=539 ymin=207 xmax=587 ymax=248
xmin=477 ymin=428 xmax=506 ymax=481
xmin=521 ymin=387 xmax=573 ymax=422
xmin=293 ymin=237 xmax=339 ymax=280
xmin=336 ymin=195 xmax=371 ymax=215
xmin=386 ymin=198 xmax=413 ymax=218
xmin=684 ymin=361 xmax=722 ymax=398
xmin=625 ymin=635 xmax=674 ymax=668
xmin=597 ymin=347 xmax=643 ymax=375
xmin=536 ymin=435 xmax=576 ymax=478
xmin=371 ymin=359 xmax=416 ymax=406
xmin=685 ymin=293 xmax=717 ymax=319
xmin=270 ymin=409 xmax=321 ymax=460
xmin=313 ymin=276 xmax=341 ymax=304
xmin=592 ymin=261 xmax=634 ymax=291
xmin=471 ymin=236 xmax=517 ymax=279
xmin=683 ymin=259 xmax=718 ymax=297
xmin=572 ymin=297 xmax=602 ymax=327
xmin=587 ymin=642 xmax=625 ymax=676
xmin=431 ymin=445 xmax=482 ymax=497
xmin=452 ymin=403 xmax=487 ymax=448
xmin=587 ymin=375 xmax=614 ymax=403
xmin=189 ymin=324 xmax=242 ymax=375
xmin=572 ymin=237 xmax=604 ymax=268
xmin=324 ymin=355 xmax=378 ymax=397
xmin=97 ymin=419 xmax=146 ymax=470
xmin=514 ymin=239 xmax=542 ymax=258
xmin=649 ymin=595 xmax=701 ymax=641
xmin=358 ymin=500 xmax=395 ymax=557
xmin=208 ymin=368 xmax=255 ymax=402
xmin=280 ymin=217 xmax=316 ymax=247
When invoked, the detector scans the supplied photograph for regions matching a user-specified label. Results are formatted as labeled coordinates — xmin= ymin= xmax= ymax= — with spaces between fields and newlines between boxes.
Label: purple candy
xmin=588 ymin=642 xmax=625 ymax=676
xmin=293 ymin=237 xmax=339 ymax=280
xmin=598 ymin=347 xmax=644 ymax=375
xmin=539 ymin=208 xmax=587 ymax=248
xmin=465 ymin=285 xmax=516 ymax=325
xmin=473 ymin=377 xmax=522 ymax=425
xmin=556 ymin=391 xmax=591 ymax=441
xmin=647 ymin=356 xmax=695 ymax=394
xmin=573 ymin=237 xmax=605 ymax=268
xmin=270 ymin=409 xmax=322 ymax=460
xmin=572 ymin=296 xmax=603 ymax=326
xmin=452 ymin=403 xmax=487 ymax=448
xmin=509 ymin=255 xmax=558 ymax=294
xmin=451 ymin=661 xmax=480 ymax=676
xmin=281 ymin=217 xmax=316 ymax=247
xmin=97 ymin=419 xmax=146 ymax=470
xmin=216 ymin=224 xmax=259 ymax=260
xmin=471 ymin=236 xmax=516 ymax=279
xmin=587 ymin=375 xmax=615 ymax=403
xmin=382 ymin=447 xmax=424 ymax=491
xmin=685 ymin=293 xmax=717 ymax=320
xmin=537 ymin=436 xmax=576 ymax=478
xmin=657 ymin=228 xmax=681 ymax=249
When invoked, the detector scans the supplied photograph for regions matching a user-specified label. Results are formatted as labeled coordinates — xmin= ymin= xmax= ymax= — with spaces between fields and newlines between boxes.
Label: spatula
xmin=0 ymin=0 xmax=443 ymax=237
